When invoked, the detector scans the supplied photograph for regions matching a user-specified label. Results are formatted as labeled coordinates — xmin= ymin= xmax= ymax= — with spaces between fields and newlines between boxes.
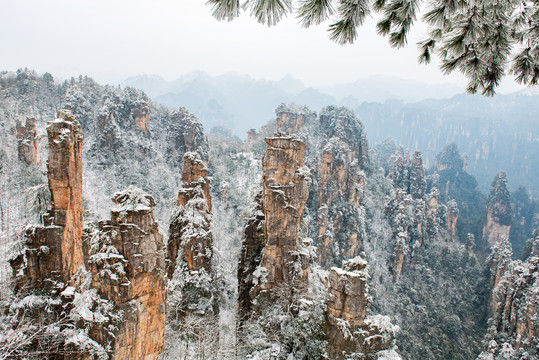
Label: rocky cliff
xmin=313 ymin=107 xmax=369 ymax=268
xmin=165 ymin=107 xmax=209 ymax=170
xmin=167 ymin=151 xmax=216 ymax=317
xmin=11 ymin=110 xmax=85 ymax=287
xmin=16 ymin=117 xmax=38 ymax=165
xmin=275 ymin=103 xmax=315 ymax=135
xmin=483 ymin=171 xmax=512 ymax=248
xmin=259 ymin=133 xmax=311 ymax=290
xmin=84 ymin=187 xmax=166 ymax=359
xmin=47 ymin=110 xmax=85 ymax=282
xmin=327 ymin=256 xmax=398 ymax=359
xmin=237 ymin=133 xmax=312 ymax=317
xmin=8 ymin=111 xmax=166 ymax=360
xmin=479 ymin=230 xmax=538 ymax=359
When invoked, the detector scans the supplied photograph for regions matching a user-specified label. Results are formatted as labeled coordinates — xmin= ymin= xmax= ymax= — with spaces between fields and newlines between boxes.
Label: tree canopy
xmin=206 ymin=0 xmax=539 ymax=95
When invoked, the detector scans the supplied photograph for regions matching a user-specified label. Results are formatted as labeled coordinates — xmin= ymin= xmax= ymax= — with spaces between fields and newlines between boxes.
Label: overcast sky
xmin=0 ymin=0 xmax=527 ymax=92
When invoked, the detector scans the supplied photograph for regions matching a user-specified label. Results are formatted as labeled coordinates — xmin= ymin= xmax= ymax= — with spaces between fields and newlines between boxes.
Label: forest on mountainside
xmin=0 ymin=69 xmax=537 ymax=360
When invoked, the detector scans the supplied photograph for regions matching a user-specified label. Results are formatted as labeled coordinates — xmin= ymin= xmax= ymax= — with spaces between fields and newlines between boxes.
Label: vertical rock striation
xmin=47 ymin=109 xmax=85 ymax=282
xmin=275 ymin=103 xmax=315 ymax=135
xmin=238 ymin=133 xmax=311 ymax=315
xmin=165 ymin=107 xmax=209 ymax=170
xmin=259 ymin=133 xmax=311 ymax=290
xmin=315 ymin=107 xmax=369 ymax=268
xmin=85 ymin=187 xmax=166 ymax=359
xmin=483 ymin=171 xmax=512 ymax=248
xmin=16 ymin=117 xmax=38 ymax=165
xmin=480 ymin=230 xmax=539 ymax=358
xmin=10 ymin=111 xmax=166 ymax=360
xmin=327 ymin=256 xmax=398 ymax=359
xmin=12 ymin=110 xmax=84 ymax=287
xmin=167 ymin=151 xmax=216 ymax=316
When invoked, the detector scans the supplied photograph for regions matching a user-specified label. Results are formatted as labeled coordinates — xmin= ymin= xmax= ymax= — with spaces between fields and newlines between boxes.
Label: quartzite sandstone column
xmin=47 ymin=109 xmax=85 ymax=282
xmin=260 ymin=133 xmax=311 ymax=289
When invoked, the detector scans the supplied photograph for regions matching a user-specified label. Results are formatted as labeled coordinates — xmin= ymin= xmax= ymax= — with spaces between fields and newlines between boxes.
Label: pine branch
xmin=377 ymin=0 xmax=421 ymax=48
xmin=418 ymin=39 xmax=436 ymax=63
xmin=510 ymin=46 xmax=539 ymax=85
xmin=207 ymin=0 xmax=241 ymax=21
xmin=297 ymin=0 xmax=335 ymax=27
xmin=244 ymin=0 xmax=293 ymax=26
xmin=329 ymin=0 xmax=371 ymax=45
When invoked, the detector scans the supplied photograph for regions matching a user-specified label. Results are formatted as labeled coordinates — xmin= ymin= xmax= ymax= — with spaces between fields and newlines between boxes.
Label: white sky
xmin=0 ymin=0 xmax=527 ymax=92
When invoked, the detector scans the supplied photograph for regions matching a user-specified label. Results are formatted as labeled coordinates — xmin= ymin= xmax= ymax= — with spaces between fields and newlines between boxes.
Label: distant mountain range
xmin=121 ymin=72 xmax=538 ymax=196
xmin=357 ymin=93 xmax=539 ymax=196
xmin=121 ymin=72 xmax=462 ymax=136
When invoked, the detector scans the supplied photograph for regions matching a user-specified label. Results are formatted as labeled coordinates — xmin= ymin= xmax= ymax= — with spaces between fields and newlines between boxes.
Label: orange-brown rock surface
xmin=133 ymin=101 xmax=151 ymax=134
xmin=275 ymin=104 xmax=315 ymax=134
xmin=47 ymin=109 xmax=85 ymax=282
xmin=327 ymin=256 xmax=397 ymax=359
xmin=16 ymin=117 xmax=38 ymax=165
xmin=447 ymin=200 xmax=459 ymax=236
xmin=259 ymin=133 xmax=311 ymax=290
xmin=392 ymin=232 xmax=407 ymax=278
xmin=11 ymin=110 xmax=84 ymax=287
xmin=10 ymin=111 xmax=167 ymax=360
xmin=176 ymin=152 xmax=212 ymax=212
xmin=237 ymin=133 xmax=312 ymax=316
xmin=483 ymin=211 xmax=512 ymax=248
xmin=85 ymin=186 xmax=166 ymax=360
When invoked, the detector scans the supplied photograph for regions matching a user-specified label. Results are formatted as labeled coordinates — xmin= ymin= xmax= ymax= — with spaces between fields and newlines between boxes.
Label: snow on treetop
xmin=184 ymin=151 xmax=207 ymax=167
xmin=112 ymin=185 xmax=155 ymax=211
xmin=342 ymin=254 xmax=368 ymax=272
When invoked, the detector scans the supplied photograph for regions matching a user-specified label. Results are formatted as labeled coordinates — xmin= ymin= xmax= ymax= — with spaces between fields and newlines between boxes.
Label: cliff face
xmin=9 ymin=111 xmax=166 ymax=360
xmin=260 ymin=133 xmax=311 ymax=289
xmin=275 ymin=104 xmax=315 ymax=135
xmin=168 ymin=152 xmax=213 ymax=276
xmin=13 ymin=110 xmax=84 ymax=287
xmin=167 ymin=151 xmax=216 ymax=316
xmin=385 ymin=150 xmax=452 ymax=278
xmin=237 ymin=133 xmax=311 ymax=317
xmin=315 ymin=107 xmax=369 ymax=268
xmin=327 ymin=256 xmax=398 ymax=359
xmin=483 ymin=171 xmax=512 ymax=248
xmin=165 ymin=108 xmax=209 ymax=170
xmin=85 ymin=187 xmax=166 ymax=359
xmin=16 ymin=117 xmax=38 ymax=165
xmin=47 ymin=110 xmax=85 ymax=282
xmin=480 ymin=232 xmax=539 ymax=359
xmin=237 ymin=192 xmax=265 ymax=317
xmin=267 ymin=105 xmax=370 ymax=269
xmin=132 ymin=101 xmax=151 ymax=134
xmin=96 ymin=88 xmax=151 ymax=135
xmin=447 ymin=199 xmax=459 ymax=236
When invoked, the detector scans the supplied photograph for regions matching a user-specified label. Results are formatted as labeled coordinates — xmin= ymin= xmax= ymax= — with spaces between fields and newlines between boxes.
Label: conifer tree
xmin=207 ymin=0 xmax=539 ymax=95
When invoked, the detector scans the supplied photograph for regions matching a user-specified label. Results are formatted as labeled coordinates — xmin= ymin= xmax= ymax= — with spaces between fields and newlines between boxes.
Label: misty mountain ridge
xmin=121 ymin=71 xmax=464 ymax=136
xmin=122 ymin=71 xmax=538 ymax=197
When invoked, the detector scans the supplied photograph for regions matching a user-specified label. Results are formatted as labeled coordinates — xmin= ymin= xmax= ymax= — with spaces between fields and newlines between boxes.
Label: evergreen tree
xmin=207 ymin=0 xmax=539 ymax=94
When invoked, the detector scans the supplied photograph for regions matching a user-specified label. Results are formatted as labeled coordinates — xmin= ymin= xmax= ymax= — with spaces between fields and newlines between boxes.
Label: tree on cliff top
xmin=206 ymin=0 xmax=539 ymax=95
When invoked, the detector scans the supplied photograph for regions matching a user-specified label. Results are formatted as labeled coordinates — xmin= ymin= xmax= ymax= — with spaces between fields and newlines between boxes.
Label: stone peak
xmin=342 ymin=255 xmax=368 ymax=272
xmin=112 ymin=185 xmax=156 ymax=211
